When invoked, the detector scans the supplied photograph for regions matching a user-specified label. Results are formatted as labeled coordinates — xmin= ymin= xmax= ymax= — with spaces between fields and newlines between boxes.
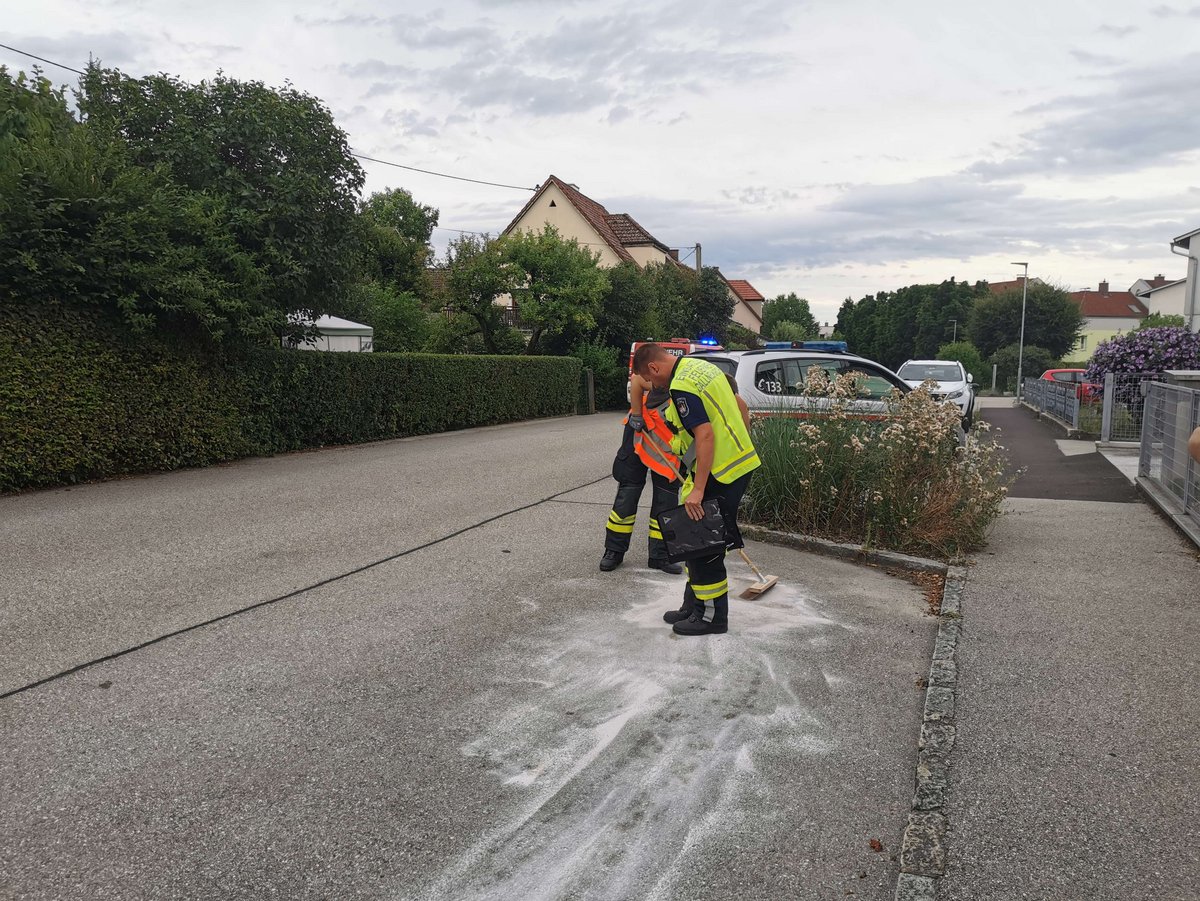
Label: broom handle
xmin=638 ymin=431 xmax=686 ymax=483
xmin=738 ymin=548 xmax=766 ymax=583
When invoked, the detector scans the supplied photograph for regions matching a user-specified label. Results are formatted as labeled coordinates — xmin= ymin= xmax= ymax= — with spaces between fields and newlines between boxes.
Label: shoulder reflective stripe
xmin=701 ymin=387 xmax=745 ymax=451
xmin=712 ymin=449 xmax=760 ymax=480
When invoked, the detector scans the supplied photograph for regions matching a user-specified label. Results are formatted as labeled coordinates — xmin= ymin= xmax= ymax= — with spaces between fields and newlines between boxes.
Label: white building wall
xmin=1146 ymin=282 xmax=1187 ymax=317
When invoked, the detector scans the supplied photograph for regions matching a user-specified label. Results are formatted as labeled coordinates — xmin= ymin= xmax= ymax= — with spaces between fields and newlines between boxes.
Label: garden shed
xmin=284 ymin=315 xmax=374 ymax=352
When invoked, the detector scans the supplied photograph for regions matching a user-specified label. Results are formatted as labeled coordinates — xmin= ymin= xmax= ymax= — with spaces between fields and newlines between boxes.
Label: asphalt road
xmin=1 ymin=414 xmax=935 ymax=901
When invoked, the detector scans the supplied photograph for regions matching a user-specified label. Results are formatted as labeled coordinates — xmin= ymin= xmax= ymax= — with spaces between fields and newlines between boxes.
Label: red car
xmin=1041 ymin=368 xmax=1101 ymax=400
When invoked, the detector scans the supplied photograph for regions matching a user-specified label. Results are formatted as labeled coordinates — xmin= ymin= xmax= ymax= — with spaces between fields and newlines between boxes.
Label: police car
xmin=689 ymin=341 xmax=911 ymax=419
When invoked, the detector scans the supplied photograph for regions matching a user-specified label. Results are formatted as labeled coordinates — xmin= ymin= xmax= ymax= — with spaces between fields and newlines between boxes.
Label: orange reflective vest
xmin=633 ymin=406 xmax=684 ymax=482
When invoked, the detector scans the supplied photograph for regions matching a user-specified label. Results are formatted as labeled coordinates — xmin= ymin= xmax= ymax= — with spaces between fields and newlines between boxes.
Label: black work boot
xmin=648 ymin=559 xmax=683 ymax=575
xmin=599 ymin=550 xmax=624 ymax=572
xmin=672 ymin=612 xmax=728 ymax=636
xmin=662 ymin=594 xmax=696 ymax=624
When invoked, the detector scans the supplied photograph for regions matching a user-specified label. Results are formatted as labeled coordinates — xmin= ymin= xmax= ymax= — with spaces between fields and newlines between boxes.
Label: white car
xmin=897 ymin=360 xmax=975 ymax=427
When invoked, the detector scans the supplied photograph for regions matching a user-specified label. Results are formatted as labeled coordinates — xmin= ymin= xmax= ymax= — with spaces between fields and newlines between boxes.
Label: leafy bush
xmin=1084 ymin=327 xmax=1200 ymax=381
xmin=743 ymin=370 xmax=1012 ymax=560
xmin=1134 ymin=313 xmax=1186 ymax=332
xmin=989 ymin=343 xmax=1057 ymax=392
xmin=571 ymin=340 xmax=627 ymax=410
xmin=1 ymin=305 xmax=581 ymax=492
xmin=935 ymin=341 xmax=987 ymax=386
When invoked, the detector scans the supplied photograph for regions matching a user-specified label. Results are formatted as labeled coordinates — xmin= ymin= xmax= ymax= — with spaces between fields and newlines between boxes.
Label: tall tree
xmin=691 ymin=267 xmax=737 ymax=342
xmin=444 ymin=233 xmax=516 ymax=354
xmin=594 ymin=261 xmax=655 ymax=351
xmin=967 ymin=283 xmax=1083 ymax=359
xmin=642 ymin=261 xmax=697 ymax=338
xmin=501 ymin=225 xmax=609 ymax=354
xmin=78 ymin=63 xmax=364 ymax=329
xmin=762 ymin=293 xmax=818 ymax=341
xmin=358 ymin=188 xmax=439 ymax=296
xmin=1 ymin=70 xmax=269 ymax=343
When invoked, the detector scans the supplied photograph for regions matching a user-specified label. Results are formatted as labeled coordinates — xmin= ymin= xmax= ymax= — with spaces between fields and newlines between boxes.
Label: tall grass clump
xmin=744 ymin=370 xmax=1013 ymax=560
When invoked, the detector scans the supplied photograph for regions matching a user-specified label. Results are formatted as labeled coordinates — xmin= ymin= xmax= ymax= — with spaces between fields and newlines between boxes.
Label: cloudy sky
xmin=5 ymin=0 xmax=1200 ymax=323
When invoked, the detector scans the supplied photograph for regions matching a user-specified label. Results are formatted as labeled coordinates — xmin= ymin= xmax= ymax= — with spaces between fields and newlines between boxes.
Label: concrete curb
xmin=740 ymin=525 xmax=952 ymax=574
xmin=743 ymin=526 xmax=965 ymax=901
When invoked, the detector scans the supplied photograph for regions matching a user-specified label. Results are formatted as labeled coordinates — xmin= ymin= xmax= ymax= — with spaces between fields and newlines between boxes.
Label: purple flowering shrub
xmin=1084 ymin=327 xmax=1200 ymax=382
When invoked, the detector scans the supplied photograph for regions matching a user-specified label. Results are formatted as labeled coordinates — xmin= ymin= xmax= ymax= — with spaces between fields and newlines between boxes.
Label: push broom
xmin=638 ymin=430 xmax=780 ymax=600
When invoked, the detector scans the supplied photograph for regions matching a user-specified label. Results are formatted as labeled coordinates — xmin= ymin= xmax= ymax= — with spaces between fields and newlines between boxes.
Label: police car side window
xmin=781 ymin=360 xmax=804 ymax=394
xmin=755 ymin=362 xmax=786 ymax=395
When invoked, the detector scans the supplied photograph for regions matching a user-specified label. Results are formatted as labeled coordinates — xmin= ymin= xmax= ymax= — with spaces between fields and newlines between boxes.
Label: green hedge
xmin=0 ymin=305 xmax=581 ymax=492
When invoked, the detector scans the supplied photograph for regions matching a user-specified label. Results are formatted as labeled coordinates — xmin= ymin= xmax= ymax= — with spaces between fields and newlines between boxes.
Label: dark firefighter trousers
xmin=678 ymin=471 xmax=753 ymax=625
xmin=605 ymin=423 xmax=678 ymax=565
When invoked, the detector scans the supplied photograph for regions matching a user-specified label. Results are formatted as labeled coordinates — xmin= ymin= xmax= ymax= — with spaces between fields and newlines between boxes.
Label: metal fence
xmin=1100 ymin=372 xmax=1161 ymax=443
xmin=1021 ymin=377 xmax=1080 ymax=429
xmin=1139 ymin=381 xmax=1200 ymax=537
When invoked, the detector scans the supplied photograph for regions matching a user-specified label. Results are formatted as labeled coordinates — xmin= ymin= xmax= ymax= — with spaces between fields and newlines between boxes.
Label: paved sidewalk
xmin=938 ymin=406 xmax=1200 ymax=899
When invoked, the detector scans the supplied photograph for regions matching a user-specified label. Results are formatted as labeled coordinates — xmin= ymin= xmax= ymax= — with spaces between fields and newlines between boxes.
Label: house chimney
xmin=1099 ymin=280 xmax=1109 ymax=294
xmin=668 ymin=248 xmax=679 ymax=261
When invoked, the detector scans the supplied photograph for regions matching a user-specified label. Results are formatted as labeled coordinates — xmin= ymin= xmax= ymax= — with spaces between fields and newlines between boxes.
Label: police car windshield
xmin=899 ymin=364 xmax=960 ymax=381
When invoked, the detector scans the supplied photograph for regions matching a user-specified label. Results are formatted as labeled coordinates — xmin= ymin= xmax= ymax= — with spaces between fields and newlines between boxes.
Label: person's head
xmin=725 ymin=373 xmax=740 ymax=395
xmin=631 ymin=344 xmax=675 ymax=388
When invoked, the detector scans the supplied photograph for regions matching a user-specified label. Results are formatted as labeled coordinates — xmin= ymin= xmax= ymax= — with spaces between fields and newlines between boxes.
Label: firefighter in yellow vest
xmin=599 ymin=371 xmax=686 ymax=575
xmin=632 ymin=345 xmax=760 ymax=636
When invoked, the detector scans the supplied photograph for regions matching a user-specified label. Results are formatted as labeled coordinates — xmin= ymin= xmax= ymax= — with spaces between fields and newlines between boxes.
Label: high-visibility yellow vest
xmin=669 ymin=358 xmax=760 ymax=484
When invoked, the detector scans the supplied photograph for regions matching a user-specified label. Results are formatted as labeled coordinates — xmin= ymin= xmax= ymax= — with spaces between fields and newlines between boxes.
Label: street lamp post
xmin=1012 ymin=261 xmax=1029 ymax=403
xmin=949 ymin=319 xmax=958 ymax=343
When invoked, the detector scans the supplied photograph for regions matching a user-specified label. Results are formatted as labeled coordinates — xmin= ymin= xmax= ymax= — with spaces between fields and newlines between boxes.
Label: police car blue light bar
xmin=762 ymin=340 xmax=849 ymax=353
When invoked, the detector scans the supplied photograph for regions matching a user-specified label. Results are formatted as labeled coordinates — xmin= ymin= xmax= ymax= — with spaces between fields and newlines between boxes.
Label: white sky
xmin=4 ymin=0 xmax=1199 ymax=324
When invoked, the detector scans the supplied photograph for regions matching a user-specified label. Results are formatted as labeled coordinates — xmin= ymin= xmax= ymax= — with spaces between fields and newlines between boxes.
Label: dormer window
xmin=548 ymin=200 xmax=557 ymax=207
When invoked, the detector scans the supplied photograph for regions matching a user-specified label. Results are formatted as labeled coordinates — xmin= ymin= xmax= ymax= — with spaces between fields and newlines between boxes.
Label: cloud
xmin=1150 ymin=4 xmax=1200 ymax=16
xmin=1069 ymin=49 xmax=1123 ymax=67
xmin=334 ymin=2 xmax=795 ymax=120
xmin=589 ymin=174 xmax=1196 ymax=284
xmin=2 ymin=31 xmax=148 ymax=72
xmin=969 ymin=53 xmax=1200 ymax=178
xmin=380 ymin=107 xmax=441 ymax=138
xmin=606 ymin=104 xmax=633 ymax=124
xmin=722 ymin=186 xmax=801 ymax=208
xmin=340 ymin=59 xmax=420 ymax=80
xmin=1096 ymin=23 xmax=1138 ymax=37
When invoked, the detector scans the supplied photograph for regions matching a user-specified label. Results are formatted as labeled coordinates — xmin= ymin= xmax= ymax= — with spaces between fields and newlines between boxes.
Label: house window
xmin=1078 ymin=336 xmax=1087 ymax=350
xmin=548 ymin=200 xmax=557 ymax=207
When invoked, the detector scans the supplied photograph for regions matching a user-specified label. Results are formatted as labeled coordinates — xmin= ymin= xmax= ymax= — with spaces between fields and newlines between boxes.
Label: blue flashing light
xmin=763 ymin=340 xmax=849 ymax=353
xmin=696 ymin=334 xmax=720 ymax=346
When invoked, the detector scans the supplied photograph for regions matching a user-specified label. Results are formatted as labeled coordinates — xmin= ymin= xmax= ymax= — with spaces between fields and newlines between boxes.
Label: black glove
xmin=627 ymin=413 xmax=645 ymax=432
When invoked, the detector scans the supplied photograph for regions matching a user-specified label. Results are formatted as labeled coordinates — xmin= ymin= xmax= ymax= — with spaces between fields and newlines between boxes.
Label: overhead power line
xmin=351 ymin=152 xmax=535 ymax=192
xmin=0 ymin=42 xmax=535 ymax=194
xmin=0 ymin=41 xmax=84 ymax=74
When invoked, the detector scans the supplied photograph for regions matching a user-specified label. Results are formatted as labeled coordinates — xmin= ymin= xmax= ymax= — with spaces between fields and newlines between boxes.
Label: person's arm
xmin=683 ymin=423 xmax=714 ymax=520
xmin=628 ymin=372 xmax=649 ymax=427
xmin=1189 ymin=426 xmax=1200 ymax=465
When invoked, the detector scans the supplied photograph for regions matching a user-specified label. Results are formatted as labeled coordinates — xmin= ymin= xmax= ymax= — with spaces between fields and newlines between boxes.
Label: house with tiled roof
xmin=1062 ymin=281 xmax=1149 ymax=363
xmin=1130 ymin=273 xmax=1187 ymax=321
xmin=723 ymin=278 xmax=765 ymax=331
xmin=502 ymin=175 xmax=763 ymax=333
xmin=986 ymin=275 xmax=1045 ymax=295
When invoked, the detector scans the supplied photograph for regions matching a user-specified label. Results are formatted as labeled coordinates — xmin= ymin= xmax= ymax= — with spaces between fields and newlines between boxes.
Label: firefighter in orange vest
xmin=600 ymin=370 xmax=686 ymax=574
